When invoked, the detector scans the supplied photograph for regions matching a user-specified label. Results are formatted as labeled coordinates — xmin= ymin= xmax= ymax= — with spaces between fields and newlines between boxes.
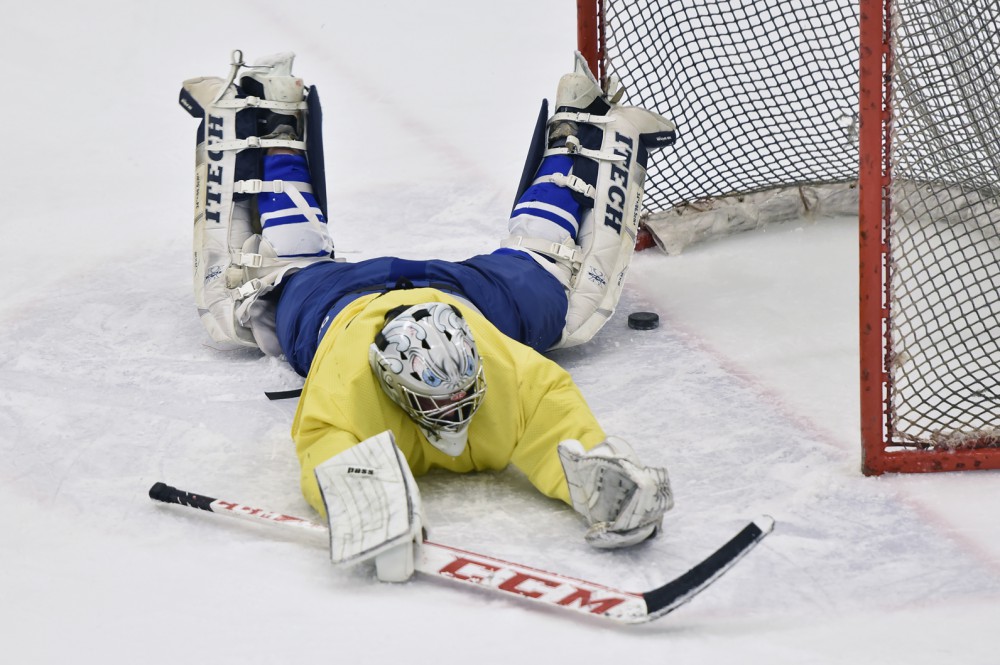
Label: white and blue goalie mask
xmin=368 ymin=302 xmax=487 ymax=456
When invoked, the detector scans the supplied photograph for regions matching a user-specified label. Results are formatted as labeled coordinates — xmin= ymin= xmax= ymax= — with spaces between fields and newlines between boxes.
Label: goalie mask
xmin=368 ymin=302 xmax=486 ymax=456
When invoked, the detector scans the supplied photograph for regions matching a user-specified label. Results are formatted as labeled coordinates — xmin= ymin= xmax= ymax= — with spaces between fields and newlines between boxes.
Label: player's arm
xmin=510 ymin=353 xmax=674 ymax=549
xmin=292 ymin=382 xmax=364 ymax=515
xmin=507 ymin=360 xmax=606 ymax=501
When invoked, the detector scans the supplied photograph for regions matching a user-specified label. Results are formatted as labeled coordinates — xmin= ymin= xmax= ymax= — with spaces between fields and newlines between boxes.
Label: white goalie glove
xmin=314 ymin=431 xmax=423 ymax=582
xmin=558 ymin=438 xmax=674 ymax=549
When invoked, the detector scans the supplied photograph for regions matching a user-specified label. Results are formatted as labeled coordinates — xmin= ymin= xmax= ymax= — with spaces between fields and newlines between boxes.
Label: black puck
xmin=627 ymin=311 xmax=659 ymax=330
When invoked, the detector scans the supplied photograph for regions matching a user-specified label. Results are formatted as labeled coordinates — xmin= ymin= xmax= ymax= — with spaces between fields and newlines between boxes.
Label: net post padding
xmin=644 ymin=183 xmax=859 ymax=256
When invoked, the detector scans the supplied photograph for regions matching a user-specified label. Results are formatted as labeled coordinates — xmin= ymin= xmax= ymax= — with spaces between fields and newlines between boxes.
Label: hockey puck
xmin=627 ymin=311 xmax=659 ymax=330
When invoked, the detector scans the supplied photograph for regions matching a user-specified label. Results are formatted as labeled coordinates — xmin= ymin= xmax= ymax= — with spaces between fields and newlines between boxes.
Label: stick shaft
xmin=148 ymin=481 xmax=648 ymax=620
xmin=149 ymin=482 xmax=327 ymax=538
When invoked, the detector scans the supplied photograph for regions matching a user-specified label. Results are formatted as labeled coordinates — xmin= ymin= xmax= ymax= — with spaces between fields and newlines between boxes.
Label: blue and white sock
xmin=258 ymin=153 xmax=333 ymax=258
xmin=507 ymin=154 xmax=582 ymax=245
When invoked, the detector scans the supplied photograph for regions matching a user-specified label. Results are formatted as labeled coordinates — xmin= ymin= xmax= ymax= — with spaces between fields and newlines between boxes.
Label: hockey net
xmin=577 ymin=0 xmax=1000 ymax=473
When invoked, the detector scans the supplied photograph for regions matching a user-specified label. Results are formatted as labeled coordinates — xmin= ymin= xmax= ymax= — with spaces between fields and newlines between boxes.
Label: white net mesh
xmin=603 ymin=0 xmax=1000 ymax=449
xmin=887 ymin=0 xmax=1000 ymax=447
xmin=604 ymin=0 xmax=860 ymax=210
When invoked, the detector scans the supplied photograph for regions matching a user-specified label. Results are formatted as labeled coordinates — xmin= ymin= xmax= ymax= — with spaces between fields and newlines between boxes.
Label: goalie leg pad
xmin=314 ymin=430 xmax=423 ymax=582
xmin=179 ymin=50 xmax=333 ymax=351
xmin=558 ymin=438 xmax=674 ymax=549
xmin=556 ymin=103 xmax=676 ymax=348
xmin=503 ymin=53 xmax=676 ymax=348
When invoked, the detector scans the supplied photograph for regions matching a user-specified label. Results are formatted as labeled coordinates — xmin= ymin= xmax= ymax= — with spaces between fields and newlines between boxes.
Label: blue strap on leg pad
xmin=178 ymin=50 xmax=333 ymax=352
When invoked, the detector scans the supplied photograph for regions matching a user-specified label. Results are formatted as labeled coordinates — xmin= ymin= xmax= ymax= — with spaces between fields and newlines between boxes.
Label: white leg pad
xmin=180 ymin=51 xmax=332 ymax=351
xmin=556 ymin=106 xmax=676 ymax=348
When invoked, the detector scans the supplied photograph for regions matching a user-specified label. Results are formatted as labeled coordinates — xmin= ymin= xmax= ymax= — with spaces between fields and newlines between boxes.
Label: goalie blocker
xmin=179 ymin=50 xmax=334 ymax=353
xmin=314 ymin=431 xmax=424 ymax=582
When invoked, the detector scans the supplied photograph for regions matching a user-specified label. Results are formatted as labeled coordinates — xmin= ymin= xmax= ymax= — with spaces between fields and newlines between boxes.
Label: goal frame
xmin=856 ymin=0 xmax=1000 ymax=474
xmin=577 ymin=0 xmax=1000 ymax=475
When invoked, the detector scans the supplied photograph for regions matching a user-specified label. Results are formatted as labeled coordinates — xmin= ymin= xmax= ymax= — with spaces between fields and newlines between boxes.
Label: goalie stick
xmin=148 ymin=481 xmax=773 ymax=624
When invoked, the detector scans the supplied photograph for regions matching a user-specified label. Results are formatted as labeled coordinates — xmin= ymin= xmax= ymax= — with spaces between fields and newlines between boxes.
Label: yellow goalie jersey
xmin=292 ymin=287 xmax=606 ymax=515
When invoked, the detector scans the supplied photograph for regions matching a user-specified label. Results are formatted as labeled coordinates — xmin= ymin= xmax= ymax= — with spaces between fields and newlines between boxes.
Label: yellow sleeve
xmin=507 ymin=348 xmax=606 ymax=504
xmin=291 ymin=382 xmax=361 ymax=516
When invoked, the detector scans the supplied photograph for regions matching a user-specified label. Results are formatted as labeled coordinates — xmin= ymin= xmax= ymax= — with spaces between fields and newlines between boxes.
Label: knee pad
xmin=178 ymin=50 xmax=333 ymax=352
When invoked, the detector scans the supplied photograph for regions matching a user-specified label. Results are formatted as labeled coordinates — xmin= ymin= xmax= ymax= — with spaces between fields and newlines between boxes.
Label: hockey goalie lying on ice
xmin=179 ymin=50 xmax=677 ymax=582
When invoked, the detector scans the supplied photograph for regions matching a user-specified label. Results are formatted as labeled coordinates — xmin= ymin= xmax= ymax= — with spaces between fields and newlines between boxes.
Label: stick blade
xmin=639 ymin=515 xmax=774 ymax=622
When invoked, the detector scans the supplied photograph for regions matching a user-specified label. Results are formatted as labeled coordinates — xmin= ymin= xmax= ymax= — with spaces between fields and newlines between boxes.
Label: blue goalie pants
xmin=275 ymin=251 xmax=568 ymax=376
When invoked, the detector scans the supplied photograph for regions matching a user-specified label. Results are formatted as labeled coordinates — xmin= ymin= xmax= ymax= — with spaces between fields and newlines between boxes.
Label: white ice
xmin=2 ymin=1 xmax=999 ymax=663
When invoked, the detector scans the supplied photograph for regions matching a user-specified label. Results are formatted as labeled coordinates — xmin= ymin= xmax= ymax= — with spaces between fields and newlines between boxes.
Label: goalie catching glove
xmin=558 ymin=438 xmax=674 ymax=549
xmin=314 ymin=431 xmax=423 ymax=582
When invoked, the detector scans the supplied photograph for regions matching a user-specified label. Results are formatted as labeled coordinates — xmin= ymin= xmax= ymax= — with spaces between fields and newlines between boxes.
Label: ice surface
xmin=2 ymin=2 xmax=999 ymax=663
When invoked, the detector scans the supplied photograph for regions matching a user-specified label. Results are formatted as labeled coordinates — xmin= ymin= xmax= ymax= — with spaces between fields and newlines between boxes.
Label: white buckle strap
xmin=234 ymin=252 xmax=290 ymax=269
xmin=207 ymin=137 xmax=308 ymax=152
xmin=549 ymin=111 xmax=613 ymax=125
xmin=237 ymin=253 xmax=264 ymax=269
xmin=532 ymin=173 xmax=596 ymax=199
xmin=235 ymin=278 xmax=263 ymax=299
xmin=501 ymin=236 xmax=581 ymax=266
xmin=213 ymin=96 xmax=308 ymax=112
xmin=234 ymin=179 xmax=314 ymax=195
xmin=544 ymin=136 xmax=626 ymax=163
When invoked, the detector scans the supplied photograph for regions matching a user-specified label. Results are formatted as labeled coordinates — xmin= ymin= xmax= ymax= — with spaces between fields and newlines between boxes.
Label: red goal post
xmin=577 ymin=0 xmax=1000 ymax=475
